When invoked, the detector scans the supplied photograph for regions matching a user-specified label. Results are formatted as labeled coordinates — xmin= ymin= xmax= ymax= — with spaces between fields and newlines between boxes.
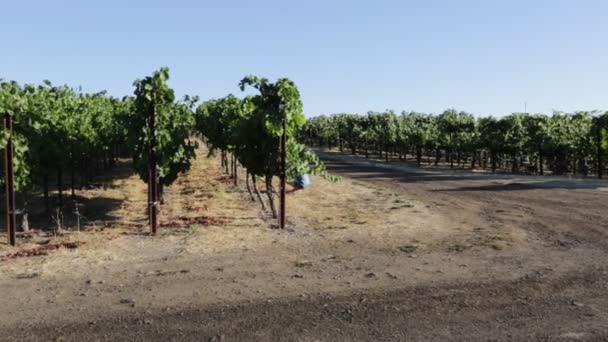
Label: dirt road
xmin=320 ymin=150 xmax=608 ymax=252
xmin=2 ymin=150 xmax=608 ymax=341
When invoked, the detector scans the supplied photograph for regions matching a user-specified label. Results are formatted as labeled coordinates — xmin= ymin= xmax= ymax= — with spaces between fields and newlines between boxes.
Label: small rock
xmin=208 ymin=334 xmax=225 ymax=342
xmin=346 ymin=239 xmax=355 ymax=243
xmin=560 ymin=332 xmax=585 ymax=339
xmin=16 ymin=273 xmax=39 ymax=279
xmin=119 ymin=298 xmax=135 ymax=306
xmin=295 ymin=260 xmax=313 ymax=267
xmin=571 ymin=301 xmax=585 ymax=307
xmin=156 ymin=269 xmax=169 ymax=276
xmin=398 ymin=245 xmax=418 ymax=253
xmin=85 ymin=279 xmax=92 ymax=285
xmin=386 ymin=272 xmax=398 ymax=279
xmin=365 ymin=272 xmax=376 ymax=278
xmin=322 ymin=255 xmax=337 ymax=261
xmin=64 ymin=241 xmax=81 ymax=249
xmin=292 ymin=274 xmax=304 ymax=278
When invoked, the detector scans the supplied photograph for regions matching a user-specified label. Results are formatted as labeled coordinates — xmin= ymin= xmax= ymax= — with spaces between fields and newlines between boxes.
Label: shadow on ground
xmin=0 ymin=160 xmax=134 ymax=233
xmin=323 ymin=160 xmax=608 ymax=191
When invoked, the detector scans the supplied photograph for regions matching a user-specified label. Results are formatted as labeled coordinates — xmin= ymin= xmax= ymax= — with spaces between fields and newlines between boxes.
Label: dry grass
xmin=0 ymin=140 xmax=493 ymax=278
xmin=0 ymin=142 xmax=276 ymax=275
xmin=286 ymin=175 xmax=450 ymax=253
xmin=162 ymin=147 xmax=272 ymax=255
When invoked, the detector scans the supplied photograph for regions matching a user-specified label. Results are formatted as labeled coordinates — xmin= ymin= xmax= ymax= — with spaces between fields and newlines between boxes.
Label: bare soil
xmin=1 ymin=146 xmax=608 ymax=341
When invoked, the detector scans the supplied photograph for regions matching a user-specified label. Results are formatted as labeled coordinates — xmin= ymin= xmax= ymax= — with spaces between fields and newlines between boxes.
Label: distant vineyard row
xmin=302 ymin=111 xmax=608 ymax=177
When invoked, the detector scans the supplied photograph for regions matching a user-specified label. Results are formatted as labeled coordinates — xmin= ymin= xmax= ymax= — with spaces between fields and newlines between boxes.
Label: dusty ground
xmin=1 ymin=145 xmax=608 ymax=341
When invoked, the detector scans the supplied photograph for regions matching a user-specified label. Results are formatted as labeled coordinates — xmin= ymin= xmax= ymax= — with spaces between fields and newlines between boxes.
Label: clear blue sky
xmin=2 ymin=0 xmax=607 ymax=116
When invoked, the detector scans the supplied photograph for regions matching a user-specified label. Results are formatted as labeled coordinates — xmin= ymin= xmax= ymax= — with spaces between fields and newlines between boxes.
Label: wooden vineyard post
xmin=147 ymin=174 xmax=151 ymax=224
xmin=279 ymin=109 xmax=286 ymax=229
xmin=148 ymin=104 xmax=158 ymax=234
xmin=4 ymin=114 xmax=16 ymax=246
xmin=233 ymin=155 xmax=238 ymax=186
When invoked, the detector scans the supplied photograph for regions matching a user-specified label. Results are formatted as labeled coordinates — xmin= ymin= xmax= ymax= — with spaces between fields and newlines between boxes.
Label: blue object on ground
xmin=294 ymin=174 xmax=311 ymax=189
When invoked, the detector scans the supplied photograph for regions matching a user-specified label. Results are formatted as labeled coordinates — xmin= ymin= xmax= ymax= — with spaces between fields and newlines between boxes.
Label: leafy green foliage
xmin=129 ymin=67 xmax=197 ymax=186
xmin=0 ymin=81 xmax=30 ymax=190
xmin=303 ymin=109 xmax=608 ymax=176
xmin=195 ymin=75 xmax=337 ymax=217
xmin=286 ymin=140 xmax=338 ymax=181
xmin=0 ymin=76 xmax=133 ymax=218
xmin=237 ymin=75 xmax=333 ymax=181
xmin=196 ymin=94 xmax=244 ymax=155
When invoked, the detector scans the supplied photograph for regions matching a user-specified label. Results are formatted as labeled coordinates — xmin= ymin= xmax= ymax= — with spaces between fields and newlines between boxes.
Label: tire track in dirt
xmin=5 ymin=266 xmax=608 ymax=341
